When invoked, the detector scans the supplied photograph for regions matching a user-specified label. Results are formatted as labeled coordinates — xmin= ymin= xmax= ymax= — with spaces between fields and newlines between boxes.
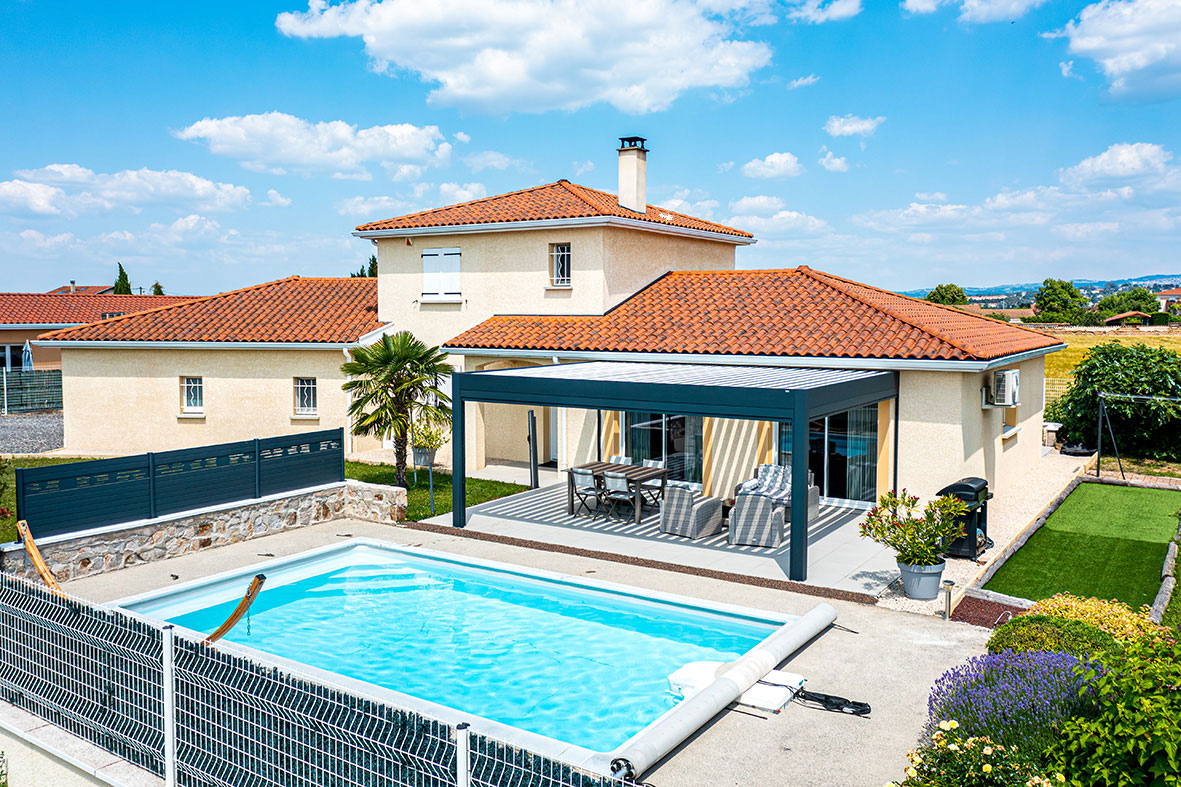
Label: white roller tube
xmin=611 ymin=602 xmax=837 ymax=779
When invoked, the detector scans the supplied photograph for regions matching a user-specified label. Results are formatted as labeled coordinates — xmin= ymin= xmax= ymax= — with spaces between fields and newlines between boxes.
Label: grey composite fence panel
xmin=2 ymin=369 xmax=63 ymax=414
xmin=153 ymin=439 xmax=258 ymax=518
xmin=258 ymin=430 xmax=345 ymax=497
xmin=15 ymin=429 xmax=344 ymax=540
xmin=172 ymin=638 xmax=456 ymax=787
xmin=15 ymin=454 xmax=153 ymax=538
xmin=0 ymin=574 xmax=164 ymax=775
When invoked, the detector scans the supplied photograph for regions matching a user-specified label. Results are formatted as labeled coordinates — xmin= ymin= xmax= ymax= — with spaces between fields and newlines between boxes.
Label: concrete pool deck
xmin=64 ymin=519 xmax=989 ymax=787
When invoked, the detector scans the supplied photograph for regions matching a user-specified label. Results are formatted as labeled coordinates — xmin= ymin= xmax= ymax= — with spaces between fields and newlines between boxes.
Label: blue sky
xmin=1 ymin=0 xmax=1178 ymax=295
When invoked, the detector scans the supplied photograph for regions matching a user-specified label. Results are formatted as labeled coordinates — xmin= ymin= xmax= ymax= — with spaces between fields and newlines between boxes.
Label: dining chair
xmin=601 ymin=470 xmax=637 ymax=520
xmin=570 ymin=467 xmax=601 ymax=518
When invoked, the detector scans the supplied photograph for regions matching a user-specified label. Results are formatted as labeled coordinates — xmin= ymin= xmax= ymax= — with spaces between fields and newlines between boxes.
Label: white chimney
xmin=69 ymin=280 xmax=75 ymax=293
xmin=617 ymin=137 xmax=647 ymax=213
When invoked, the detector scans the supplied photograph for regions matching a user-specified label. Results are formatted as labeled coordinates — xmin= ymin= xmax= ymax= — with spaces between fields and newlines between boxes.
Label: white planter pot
xmin=897 ymin=560 xmax=946 ymax=600
xmin=412 ymin=447 xmax=437 ymax=468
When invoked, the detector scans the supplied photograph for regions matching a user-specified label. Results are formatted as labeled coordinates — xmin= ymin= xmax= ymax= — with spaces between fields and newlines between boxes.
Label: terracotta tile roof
xmin=1104 ymin=311 xmax=1153 ymax=324
xmin=1157 ymin=287 xmax=1181 ymax=297
xmin=355 ymin=180 xmax=753 ymax=239
xmin=45 ymin=284 xmax=114 ymax=295
xmin=956 ymin=304 xmax=1037 ymax=320
xmin=446 ymin=267 xmax=1064 ymax=362
xmin=0 ymin=293 xmax=189 ymax=326
xmin=39 ymin=277 xmax=381 ymax=344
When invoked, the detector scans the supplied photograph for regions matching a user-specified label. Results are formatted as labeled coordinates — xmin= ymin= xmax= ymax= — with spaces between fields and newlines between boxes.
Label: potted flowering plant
xmin=409 ymin=420 xmax=448 ymax=468
xmin=859 ymin=489 xmax=967 ymax=600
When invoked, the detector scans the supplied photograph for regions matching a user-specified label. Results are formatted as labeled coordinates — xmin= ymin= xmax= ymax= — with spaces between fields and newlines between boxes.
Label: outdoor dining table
xmin=565 ymin=461 xmax=668 ymax=525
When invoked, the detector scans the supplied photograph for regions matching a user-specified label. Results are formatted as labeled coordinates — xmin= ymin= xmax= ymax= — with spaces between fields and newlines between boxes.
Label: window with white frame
xmin=549 ymin=243 xmax=571 ymax=287
xmin=100 ymin=311 xmax=125 ymax=319
xmin=421 ymin=247 xmax=461 ymax=300
xmin=180 ymin=377 xmax=203 ymax=414
xmin=294 ymin=377 xmax=317 ymax=415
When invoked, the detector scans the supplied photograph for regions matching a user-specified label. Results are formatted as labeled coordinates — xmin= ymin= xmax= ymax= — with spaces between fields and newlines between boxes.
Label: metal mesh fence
xmin=1 ymin=369 xmax=62 ymax=414
xmin=0 ymin=574 xmax=164 ymax=773
xmin=0 ymin=574 xmax=642 ymax=787
xmin=1044 ymin=377 xmax=1071 ymax=404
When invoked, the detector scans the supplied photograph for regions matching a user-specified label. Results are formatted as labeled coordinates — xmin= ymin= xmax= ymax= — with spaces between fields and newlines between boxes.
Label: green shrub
xmin=1151 ymin=312 xmax=1170 ymax=326
xmin=1047 ymin=638 xmax=1181 ymax=785
xmin=1050 ymin=341 xmax=1181 ymax=461
xmin=987 ymin=615 xmax=1119 ymax=660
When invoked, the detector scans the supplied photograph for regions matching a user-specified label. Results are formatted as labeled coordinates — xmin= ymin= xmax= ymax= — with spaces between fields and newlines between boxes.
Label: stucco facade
xmin=0 ymin=327 xmax=61 ymax=368
xmin=60 ymin=347 xmax=354 ymax=455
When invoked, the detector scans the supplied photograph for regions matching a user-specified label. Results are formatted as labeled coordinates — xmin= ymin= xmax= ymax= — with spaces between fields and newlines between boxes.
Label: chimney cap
xmin=618 ymin=136 xmax=647 ymax=151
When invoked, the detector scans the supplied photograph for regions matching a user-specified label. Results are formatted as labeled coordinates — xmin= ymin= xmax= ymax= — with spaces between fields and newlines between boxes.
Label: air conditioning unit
xmin=992 ymin=369 xmax=1020 ymax=407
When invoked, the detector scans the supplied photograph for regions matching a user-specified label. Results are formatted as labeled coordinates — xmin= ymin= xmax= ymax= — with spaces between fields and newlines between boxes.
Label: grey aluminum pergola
xmin=450 ymin=361 xmax=897 ymax=581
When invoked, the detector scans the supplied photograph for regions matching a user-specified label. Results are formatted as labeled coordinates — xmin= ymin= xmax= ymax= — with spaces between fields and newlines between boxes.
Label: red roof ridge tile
xmin=41 ymin=277 xmax=302 ymax=340
xmin=355 ymin=181 xmax=578 ymax=232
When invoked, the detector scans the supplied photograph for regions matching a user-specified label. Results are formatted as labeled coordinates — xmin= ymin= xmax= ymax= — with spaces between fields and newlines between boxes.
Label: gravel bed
xmin=0 ymin=412 xmax=63 ymax=454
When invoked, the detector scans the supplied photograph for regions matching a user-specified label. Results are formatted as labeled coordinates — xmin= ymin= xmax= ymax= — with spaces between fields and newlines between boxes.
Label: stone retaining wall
xmin=1 ymin=480 xmax=407 ymax=584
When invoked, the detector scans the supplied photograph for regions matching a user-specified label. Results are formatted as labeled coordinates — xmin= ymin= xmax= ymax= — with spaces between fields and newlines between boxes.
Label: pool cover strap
xmin=795 ymin=689 xmax=871 ymax=716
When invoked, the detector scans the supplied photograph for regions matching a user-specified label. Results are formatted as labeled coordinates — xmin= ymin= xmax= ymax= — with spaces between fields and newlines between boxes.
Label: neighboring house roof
xmin=1157 ymin=287 xmax=1181 ymax=297
xmin=354 ymin=180 xmax=753 ymax=241
xmin=38 ymin=277 xmax=381 ymax=345
xmin=45 ymin=284 xmax=114 ymax=295
xmin=1104 ymin=311 xmax=1152 ymax=324
xmin=446 ymin=267 xmax=1063 ymax=363
xmin=0 ymin=293 xmax=189 ymax=328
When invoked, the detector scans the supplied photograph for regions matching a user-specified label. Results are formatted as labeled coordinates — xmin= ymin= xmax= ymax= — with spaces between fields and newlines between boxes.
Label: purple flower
xmin=927 ymin=650 xmax=1100 ymax=751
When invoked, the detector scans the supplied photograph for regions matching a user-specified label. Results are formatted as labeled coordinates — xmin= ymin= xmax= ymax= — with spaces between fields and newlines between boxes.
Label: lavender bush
xmin=927 ymin=650 xmax=1100 ymax=754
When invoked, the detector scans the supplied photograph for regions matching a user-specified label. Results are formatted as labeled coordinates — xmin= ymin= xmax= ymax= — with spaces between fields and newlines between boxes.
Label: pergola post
xmin=452 ymin=380 xmax=467 ymax=528
xmin=789 ymin=392 xmax=809 ymax=581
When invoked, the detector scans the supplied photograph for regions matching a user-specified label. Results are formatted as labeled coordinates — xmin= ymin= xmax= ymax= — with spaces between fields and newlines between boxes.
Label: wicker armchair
xmin=659 ymin=487 xmax=723 ymax=540
xmin=728 ymin=493 xmax=785 ymax=548
xmin=735 ymin=464 xmax=821 ymax=523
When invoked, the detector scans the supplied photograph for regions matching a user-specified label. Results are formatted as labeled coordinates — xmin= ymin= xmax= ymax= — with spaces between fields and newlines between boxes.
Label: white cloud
xmin=728 ymin=209 xmax=829 ymax=235
xmin=717 ymin=160 xmax=735 ymax=173
xmin=789 ymin=0 xmax=862 ymax=23
xmin=573 ymin=160 xmax=595 ymax=176
xmin=824 ymin=113 xmax=886 ymax=137
xmin=741 ymin=151 xmax=804 ymax=178
xmin=174 ymin=111 xmax=448 ymax=179
xmin=1059 ymin=60 xmax=1078 ymax=78
xmin=263 ymin=189 xmax=292 ymax=207
xmin=453 ymin=131 xmax=471 ymax=143
xmin=662 ymin=189 xmax=719 ymax=218
xmin=818 ymin=145 xmax=849 ymax=172
xmin=2 ymin=165 xmax=251 ymax=216
xmin=463 ymin=151 xmax=518 ymax=172
xmin=336 ymin=195 xmax=414 ymax=217
xmin=788 ymin=73 xmax=821 ymax=89
xmin=1059 ymin=142 xmax=1173 ymax=184
xmin=0 ymin=181 xmax=69 ymax=216
xmin=438 ymin=182 xmax=487 ymax=204
xmin=1052 ymin=221 xmax=1120 ymax=239
xmin=276 ymin=0 xmax=773 ymax=114
xmin=901 ymin=0 xmax=1047 ymax=23
xmin=728 ymin=195 xmax=785 ymax=215
xmin=915 ymin=191 xmax=948 ymax=201
xmin=1053 ymin=0 xmax=1181 ymax=98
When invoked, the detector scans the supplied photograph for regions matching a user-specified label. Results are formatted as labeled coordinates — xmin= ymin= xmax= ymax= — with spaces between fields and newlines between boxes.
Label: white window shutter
xmin=421 ymin=249 xmax=441 ymax=296
xmin=441 ymin=249 xmax=461 ymax=295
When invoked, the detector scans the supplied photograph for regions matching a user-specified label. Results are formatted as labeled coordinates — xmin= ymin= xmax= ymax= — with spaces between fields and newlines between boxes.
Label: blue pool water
xmin=157 ymin=551 xmax=776 ymax=751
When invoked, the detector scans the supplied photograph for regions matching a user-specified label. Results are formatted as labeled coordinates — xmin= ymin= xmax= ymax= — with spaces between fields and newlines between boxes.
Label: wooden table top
xmin=567 ymin=462 xmax=667 ymax=481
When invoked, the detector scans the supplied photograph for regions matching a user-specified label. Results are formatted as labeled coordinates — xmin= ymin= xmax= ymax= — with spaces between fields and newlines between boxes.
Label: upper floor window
xmin=181 ymin=376 xmax=203 ymax=414
xmin=294 ymin=377 xmax=317 ymax=415
xmin=421 ymin=247 xmax=461 ymax=301
xmin=550 ymin=243 xmax=571 ymax=287
xmin=101 ymin=312 xmax=125 ymax=319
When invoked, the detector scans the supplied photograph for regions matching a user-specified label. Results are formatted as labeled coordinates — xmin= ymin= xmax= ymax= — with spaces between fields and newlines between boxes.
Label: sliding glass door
xmin=624 ymin=412 xmax=704 ymax=486
xmin=777 ymin=404 xmax=878 ymax=503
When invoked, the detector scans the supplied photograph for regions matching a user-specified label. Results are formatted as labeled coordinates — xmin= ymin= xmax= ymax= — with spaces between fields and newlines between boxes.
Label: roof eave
xmin=353 ymin=215 xmax=755 ymax=245
xmin=34 ymin=340 xmax=360 ymax=350
xmin=0 ymin=323 xmax=83 ymax=330
xmin=439 ymin=343 xmax=1067 ymax=373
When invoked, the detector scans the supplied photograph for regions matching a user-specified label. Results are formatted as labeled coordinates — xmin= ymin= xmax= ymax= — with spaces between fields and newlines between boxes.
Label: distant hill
xmin=902 ymin=273 xmax=1181 ymax=298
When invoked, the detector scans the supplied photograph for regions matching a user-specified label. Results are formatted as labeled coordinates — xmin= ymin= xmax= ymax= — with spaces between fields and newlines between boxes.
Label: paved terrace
xmin=65 ymin=520 xmax=989 ymax=787
xmin=422 ymin=483 xmax=892 ymax=595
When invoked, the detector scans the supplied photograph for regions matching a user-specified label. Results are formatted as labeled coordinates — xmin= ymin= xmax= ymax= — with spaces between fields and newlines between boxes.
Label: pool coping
xmin=111 ymin=537 xmax=825 ymax=777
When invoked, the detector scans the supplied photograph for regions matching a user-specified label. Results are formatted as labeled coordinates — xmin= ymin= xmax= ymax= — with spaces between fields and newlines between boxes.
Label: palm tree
xmin=341 ymin=332 xmax=452 ymax=487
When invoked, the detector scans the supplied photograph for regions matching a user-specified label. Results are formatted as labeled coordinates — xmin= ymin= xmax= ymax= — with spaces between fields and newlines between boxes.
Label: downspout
xmin=342 ymin=347 xmax=354 ymax=456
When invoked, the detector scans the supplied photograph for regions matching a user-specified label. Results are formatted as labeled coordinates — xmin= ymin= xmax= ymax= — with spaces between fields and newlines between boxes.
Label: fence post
xmin=254 ymin=438 xmax=261 ymax=498
xmin=3 ymin=368 xmax=7 ymax=416
xmin=148 ymin=453 xmax=157 ymax=520
xmin=14 ymin=467 xmax=23 ymax=523
xmin=162 ymin=624 xmax=177 ymax=787
xmin=338 ymin=427 xmax=345 ymax=482
xmin=455 ymin=722 xmax=471 ymax=787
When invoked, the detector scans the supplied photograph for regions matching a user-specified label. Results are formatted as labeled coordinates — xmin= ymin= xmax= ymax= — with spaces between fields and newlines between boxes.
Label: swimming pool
xmin=117 ymin=540 xmax=833 ymax=774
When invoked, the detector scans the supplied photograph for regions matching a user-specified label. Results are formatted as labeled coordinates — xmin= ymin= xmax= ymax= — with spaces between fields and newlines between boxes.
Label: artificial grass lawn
xmin=0 ymin=456 xmax=97 ymax=543
xmin=344 ymin=461 xmax=528 ymax=523
xmin=985 ymin=483 xmax=1181 ymax=608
